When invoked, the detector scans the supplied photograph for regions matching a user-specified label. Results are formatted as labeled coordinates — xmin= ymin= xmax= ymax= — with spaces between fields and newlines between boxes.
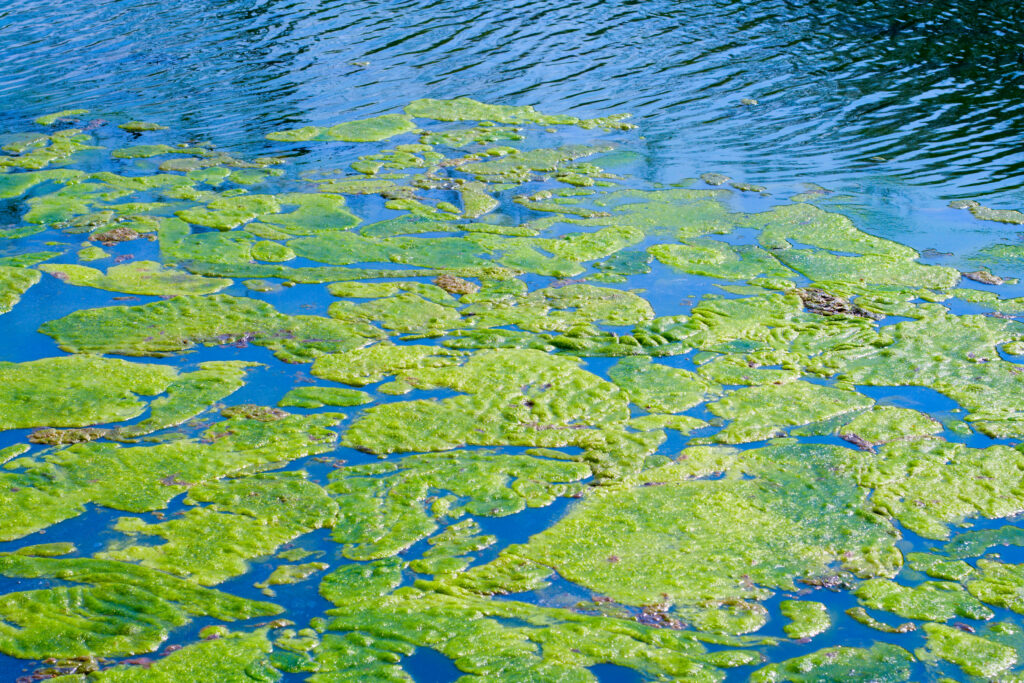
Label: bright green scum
xmin=4 ymin=100 xmax=1024 ymax=680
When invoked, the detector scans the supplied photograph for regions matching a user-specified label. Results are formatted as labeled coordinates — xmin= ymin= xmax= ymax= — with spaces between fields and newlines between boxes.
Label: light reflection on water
xmin=3 ymin=0 xmax=1024 ymax=204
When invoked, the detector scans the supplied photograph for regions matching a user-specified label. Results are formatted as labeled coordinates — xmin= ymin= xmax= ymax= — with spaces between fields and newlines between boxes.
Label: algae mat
xmin=1 ymin=101 xmax=1024 ymax=681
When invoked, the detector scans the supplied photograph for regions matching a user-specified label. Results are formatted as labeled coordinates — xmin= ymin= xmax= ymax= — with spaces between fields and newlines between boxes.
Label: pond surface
xmin=1 ymin=1 xmax=1024 ymax=681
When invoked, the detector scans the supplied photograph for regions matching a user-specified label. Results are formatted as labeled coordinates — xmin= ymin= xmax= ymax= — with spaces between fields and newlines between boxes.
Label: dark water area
xmin=3 ymin=0 xmax=1024 ymax=207
xmin=2 ymin=1 xmax=1024 ymax=682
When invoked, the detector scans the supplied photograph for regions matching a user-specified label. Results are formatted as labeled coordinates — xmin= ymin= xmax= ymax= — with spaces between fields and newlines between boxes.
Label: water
xmin=3 ymin=0 xmax=1024 ymax=204
xmin=3 ymin=1 xmax=1024 ymax=681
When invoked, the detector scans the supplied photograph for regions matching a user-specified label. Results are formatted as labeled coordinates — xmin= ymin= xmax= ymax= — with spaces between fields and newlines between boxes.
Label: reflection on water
xmin=3 ymin=0 xmax=1024 ymax=199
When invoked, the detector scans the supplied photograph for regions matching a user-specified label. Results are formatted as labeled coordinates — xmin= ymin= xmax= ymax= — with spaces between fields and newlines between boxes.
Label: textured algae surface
xmin=2 ymin=99 xmax=1024 ymax=681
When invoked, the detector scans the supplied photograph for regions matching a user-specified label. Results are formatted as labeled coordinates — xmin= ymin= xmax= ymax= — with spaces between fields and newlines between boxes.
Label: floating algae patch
xmin=854 ymin=578 xmax=993 ymax=622
xmin=40 ymin=294 xmax=383 ymax=362
xmin=608 ymin=355 xmax=719 ymax=413
xmin=39 ymin=260 xmax=232 ymax=295
xmin=751 ymin=643 xmax=913 ymax=683
xmin=705 ymin=381 xmax=873 ymax=444
xmin=778 ymin=600 xmax=830 ymax=639
xmin=0 ymin=265 xmax=39 ymax=314
xmin=340 ymin=348 xmax=635 ymax=456
xmin=102 ymin=473 xmax=338 ymax=585
xmin=0 ymin=554 xmax=279 ymax=659
xmin=506 ymin=441 xmax=900 ymax=620
xmin=91 ymin=629 xmax=277 ymax=681
xmin=8 ymin=100 xmax=1024 ymax=676
xmin=0 ymin=413 xmax=340 ymax=540
xmin=0 ymin=356 xmax=178 ymax=430
xmin=918 ymin=622 xmax=1017 ymax=677
xmin=115 ymin=360 xmax=258 ymax=437
xmin=278 ymin=386 xmax=372 ymax=408
xmin=268 ymin=114 xmax=415 ymax=142
xmin=329 ymin=449 xmax=590 ymax=560
xmin=857 ymin=439 xmax=1024 ymax=539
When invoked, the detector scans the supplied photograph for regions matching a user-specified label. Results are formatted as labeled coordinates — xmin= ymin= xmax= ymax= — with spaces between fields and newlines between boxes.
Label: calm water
xmin=3 ymin=1 xmax=1024 ymax=681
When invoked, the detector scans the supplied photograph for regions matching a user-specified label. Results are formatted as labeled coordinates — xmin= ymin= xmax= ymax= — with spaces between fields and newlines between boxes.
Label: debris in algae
xmin=92 ymin=226 xmax=141 ymax=244
xmin=700 ymin=172 xmax=731 ymax=186
xmin=432 ymin=273 xmax=479 ymax=294
xmin=795 ymin=287 xmax=884 ymax=320
xmin=962 ymin=269 xmax=1004 ymax=285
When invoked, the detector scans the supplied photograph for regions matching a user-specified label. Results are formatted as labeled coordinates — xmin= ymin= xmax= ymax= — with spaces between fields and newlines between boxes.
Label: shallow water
xmin=3 ymin=2 xmax=1024 ymax=682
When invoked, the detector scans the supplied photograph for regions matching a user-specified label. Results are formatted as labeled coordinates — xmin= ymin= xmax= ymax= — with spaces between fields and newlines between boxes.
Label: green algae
xmin=118 ymin=120 xmax=169 ymax=132
xmin=964 ymin=559 xmax=1024 ymax=615
xmin=340 ymin=349 xmax=637 ymax=457
xmin=751 ymin=643 xmax=912 ymax=683
xmin=0 ymin=413 xmax=340 ymax=541
xmin=76 ymin=245 xmax=108 ymax=261
xmin=844 ymin=607 xmax=916 ymax=634
xmin=40 ymin=294 xmax=382 ymax=362
xmin=945 ymin=525 xmax=1024 ymax=559
xmin=279 ymin=386 xmax=372 ymax=408
xmin=507 ymin=441 xmax=900 ymax=618
xmin=116 ymin=360 xmax=258 ymax=437
xmin=919 ymin=622 xmax=1017 ymax=677
xmin=8 ymin=101 xmax=1024 ymax=677
xmin=267 ymin=114 xmax=415 ymax=143
xmin=311 ymin=343 xmax=461 ymax=386
xmin=859 ymin=440 xmax=1024 ymax=539
xmin=778 ymin=600 xmax=830 ymax=639
xmin=651 ymin=238 xmax=794 ymax=281
xmin=0 ymin=265 xmax=39 ymax=314
xmin=854 ymin=578 xmax=993 ymax=621
xmin=706 ymin=381 xmax=873 ymax=443
xmin=0 ymin=555 xmax=279 ymax=659
xmin=405 ymin=98 xmax=580 ymax=126
xmin=0 ymin=168 xmax=85 ymax=198
xmin=0 ymin=356 xmax=177 ymax=430
xmin=102 ymin=473 xmax=337 ymax=585
xmin=320 ymin=585 xmax=749 ymax=682
xmin=329 ymin=448 xmax=590 ymax=560
xmin=176 ymin=193 xmax=281 ymax=230
xmin=94 ymin=630 xmax=277 ymax=681
xmin=608 ymin=355 xmax=719 ymax=413
xmin=40 ymin=260 xmax=232 ymax=295
xmin=906 ymin=553 xmax=975 ymax=581
xmin=35 ymin=109 xmax=89 ymax=126
xmin=838 ymin=406 xmax=942 ymax=446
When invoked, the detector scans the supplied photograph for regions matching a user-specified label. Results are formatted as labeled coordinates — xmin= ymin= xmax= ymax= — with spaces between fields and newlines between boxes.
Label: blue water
xmin=3 ymin=1 xmax=1024 ymax=681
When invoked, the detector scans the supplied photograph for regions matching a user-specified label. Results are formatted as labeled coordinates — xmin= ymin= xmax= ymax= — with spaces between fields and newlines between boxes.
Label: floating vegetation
xmin=1 ymin=98 xmax=1024 ymax=680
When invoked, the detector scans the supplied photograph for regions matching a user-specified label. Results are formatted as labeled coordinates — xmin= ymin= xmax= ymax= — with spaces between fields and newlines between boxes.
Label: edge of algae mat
xmin=4 ymin=98 xmax=1024 ymax=681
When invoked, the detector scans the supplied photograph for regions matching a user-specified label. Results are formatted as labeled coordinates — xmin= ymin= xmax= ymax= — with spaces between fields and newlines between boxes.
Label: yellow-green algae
xmin=268 ymin=114 xmax=415 ymax=143
xmin=0 ymin=413 xmax=340 ymax=540
xmin=918 ymin=622 xmax=1017 ymax=677
xmin=778 ymin=600 xmax=830 ymax=639
xmin=0 ymin=265 xmax=39 ymax=313
xmin=0 ymin=356 xmax=178 ymax=430
xmin=40 ymin=294 xmax=383 ymax=362
xmin=102 ymin=473 xmax=337 ymax=585
xmin=751 ymin=643 xmax=912 ymax=682
xmin=0 ymin=554 xmax=278 ymax=659
xmin=39 ymin=260 xmax=232 ymax=295
xmin=4 ymin=100 xmax=1024 ymax=678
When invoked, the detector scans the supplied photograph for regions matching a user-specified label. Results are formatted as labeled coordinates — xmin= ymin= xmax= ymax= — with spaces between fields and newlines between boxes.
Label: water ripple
xmin=2 ymin=0 xmax=1024 ymax=199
